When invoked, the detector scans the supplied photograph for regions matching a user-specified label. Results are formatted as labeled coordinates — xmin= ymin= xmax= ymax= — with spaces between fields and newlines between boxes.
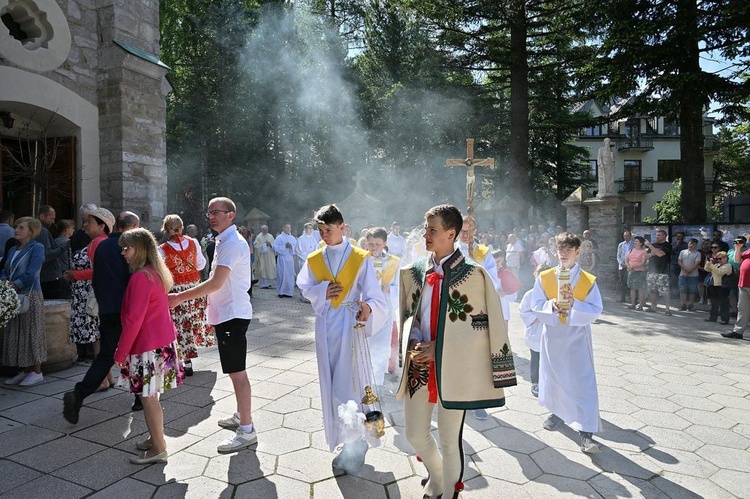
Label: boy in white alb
xmin=530 ymin=233 xmax=603 ymax=454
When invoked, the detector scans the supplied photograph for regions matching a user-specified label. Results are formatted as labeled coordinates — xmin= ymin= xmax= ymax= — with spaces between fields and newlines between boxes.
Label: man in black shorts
xmin=170 ymin=197 xmax=255 ymax=453
xmin=645 ymin=230 xmax=673 ymax=315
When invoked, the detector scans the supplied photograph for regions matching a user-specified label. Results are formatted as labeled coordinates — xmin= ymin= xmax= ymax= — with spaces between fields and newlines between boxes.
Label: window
xmin=625 ymin=121 xmax=640 ymax=138
xmin=658 ymin=160 xmax=680 ymax=181
xmin=583 ymin=123 xmax=603 ymax=136
xmin=623 ymin=160 xmax=641 ymax=191
xmin=663 ymin=120 xmax=678 ymax=136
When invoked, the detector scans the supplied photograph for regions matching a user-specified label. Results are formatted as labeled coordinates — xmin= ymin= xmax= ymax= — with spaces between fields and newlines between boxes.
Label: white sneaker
xmin=217 ymin=427 xmax=257 ymax=453
xmin=4 ymin=372 xmax=27 ymax=385
xmin=19 ymin=372 xmax=44 ymax=387
xmin=531 ymin=383 xmax=539 ymax=398
xmin=217 ymin=414 xmax=241 ymax=430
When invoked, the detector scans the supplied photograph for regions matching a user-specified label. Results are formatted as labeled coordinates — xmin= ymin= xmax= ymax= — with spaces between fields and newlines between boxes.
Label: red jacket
xmin=114 ymin=266 xmax=177 ymax=363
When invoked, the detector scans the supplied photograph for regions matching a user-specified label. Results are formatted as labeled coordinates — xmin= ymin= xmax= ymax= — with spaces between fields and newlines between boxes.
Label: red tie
xmin=425 ymin=271 xmax=443 ymax=403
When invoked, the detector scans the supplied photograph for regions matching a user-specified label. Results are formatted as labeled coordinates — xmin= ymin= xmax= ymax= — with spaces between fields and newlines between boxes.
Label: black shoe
xmin=131 ymin=396 xmax=143 ymax=412
xmin=680 ymin=304 xmax=687 ymax=311
xmin=705 ymin=318 xmax=717 ymax=322
xmin=184 ymin=361 xmax=193 ymax=376
xmin=721 ymin=321 xmax=730 ymax=325
xmin=63 ymin=390 xmax=82 ymax=424
xmin=251 ymin=279 xmax=259 ymax=285
xmin=721 ymin=332 xmax=744 ymax=339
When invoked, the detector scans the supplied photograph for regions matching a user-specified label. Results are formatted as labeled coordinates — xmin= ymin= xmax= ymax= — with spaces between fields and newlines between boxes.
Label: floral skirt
xmin=117 ymin=341 xmax=184 ymax=396
xmin=170 ymin=281 xmax=215 ymax=360
xmin=2 ymin=290 xmax=46 ymax=367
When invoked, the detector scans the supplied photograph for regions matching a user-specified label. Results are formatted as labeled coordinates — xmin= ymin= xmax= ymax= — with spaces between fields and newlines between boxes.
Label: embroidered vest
xmin=307 ymin=245 xmax=369 ymax=308
xmin=161 ymin=240 xmax=200 ymax=285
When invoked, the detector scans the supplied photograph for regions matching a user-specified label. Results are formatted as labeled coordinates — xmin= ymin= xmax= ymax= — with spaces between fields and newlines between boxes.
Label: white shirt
xmin=206 ymin=225 xmax=253 ymax=324
xmin=387 ymin=232 xmax=406 ymax=258
xmin=410 ymin=253 xmax=451 ymax=343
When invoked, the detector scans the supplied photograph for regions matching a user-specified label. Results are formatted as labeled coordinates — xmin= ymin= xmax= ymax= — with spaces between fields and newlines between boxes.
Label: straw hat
xmin=83 ymin=206 xmax=115 ymax=233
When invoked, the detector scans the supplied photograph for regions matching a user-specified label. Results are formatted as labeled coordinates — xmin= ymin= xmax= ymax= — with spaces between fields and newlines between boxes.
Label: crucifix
xmin=446 ymin=138 xmax=495 ymax=251
xmin=352 ymin=170 xmax=366 ymax=191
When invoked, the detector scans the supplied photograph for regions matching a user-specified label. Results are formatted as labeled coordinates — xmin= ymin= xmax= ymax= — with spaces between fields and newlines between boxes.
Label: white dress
xmin=296 ymin=240 xmax=388 ymax=450
xmin=530 ymin=264 xmax=603 ymax=433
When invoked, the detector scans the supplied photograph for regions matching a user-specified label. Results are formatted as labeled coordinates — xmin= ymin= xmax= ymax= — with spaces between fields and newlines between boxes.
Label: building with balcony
xmin=572 ymin=99 xmax=718 ymax=224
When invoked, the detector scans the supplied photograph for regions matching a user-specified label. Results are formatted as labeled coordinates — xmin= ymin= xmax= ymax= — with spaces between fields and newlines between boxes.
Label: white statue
xmin=597 ymin=138 xmax=615 ymax=197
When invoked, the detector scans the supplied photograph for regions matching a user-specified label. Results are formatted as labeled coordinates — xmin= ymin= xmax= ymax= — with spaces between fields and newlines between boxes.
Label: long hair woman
xmin=114 ymin=228 xmax=184 ymax=464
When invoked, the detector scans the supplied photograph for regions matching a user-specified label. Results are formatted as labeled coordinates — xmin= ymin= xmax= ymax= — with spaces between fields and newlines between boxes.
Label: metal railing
xmin=615 ymin=177 xmax=654 ymax=193
xmin=616 ymin=137 xmax=654 ymax=150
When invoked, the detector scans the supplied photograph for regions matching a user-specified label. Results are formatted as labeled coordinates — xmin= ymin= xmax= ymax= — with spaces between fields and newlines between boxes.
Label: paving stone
xmin=262 ymin=394 xmax=311 ymax=414
xmin=668 ymin=392 xmax=724 ymax=412
xmin=684 ymin=424 xmax=750 ymax=450
xmin=16 ymin=378 xmax=77 ymax=397
xmin=88 ymin=477 xmax=157 ymax=498
xmin=588 ymin=472 xmax=669 ymax=498
xmin=643 ymin=447 xmax=719 ymax=478
xmin=51 ymin=447 xmax=141 ymax=490
xmin=707 ymin=393 xmax=750 ymax=411
xmin=0 ymin=458 xmax=42 ymax=494
xmin=717 ymin=406 xmax=750 ymax=425
xmin=313 ymin=474 xmax=387 ymax=498
xmin=0 ymin=393 xmax=74 ymax=424
xmin=8 ymin=435 xmax=107 ymax=473
xmin=521 ymin=473 xmax=601 ymax=497
xmin=529 ymin=446 xmax=600 ymax=481
xmin=165 ymin=405 xmax=229 ymax=437
xmin=0 ymin=473 xmax=92 ymax=498
xmin=132 ymin=448 xmax=209 ymax=484
xmin=628 ymin=395 xmax=682 ymax=413
xmin=588 ymin=447 xmax=658 ymax=480
xmin=634 ymin=425 xmax=703 ymax=452
xmin=255 ymin=427 xmax=310 ymax=455
xmin=695 ymin=444 xmax=750 ymax=472
xmin=288 ymin=381 xmax=321 ymax=399
xmin=277 ymin=447 xmax=343 ymax=482
xmin=461 ymin=475 xmax=531 ymax=498
xmin=72 ymin=414 xmax=149 ymax=447
xmin=153 ymin=476 xmax=232 ymax=498
xmin=483 ymin=425 xmax=546 ymax=455
xmin=282 ymin=407 xmax=325 ymax=432
xmin=203 ymin=449 xmax=276 ymax=484
xmin=251 ymin=380 xmax=299 ymax=400
xmin=472 ymin=447 xmax=542 ymax=484
xmin=676 ymin=407 xmax=737 ymax=429
xmin=162 ymin=385 xmax=234 ymax=408
xmin=235 ymin=475 xmax=311 ymax=498
xmin=0 ymin=423 xmax=64 ymax=457
xmin=631 ymin=409 xmax=690 ymax=430
xmin=699 ymin=382 xmax=748 ymax=398
xmin=651 ymin=471 xmax=732 ymax=499
xmin=708 ymin=468 xmax=750 ymax=498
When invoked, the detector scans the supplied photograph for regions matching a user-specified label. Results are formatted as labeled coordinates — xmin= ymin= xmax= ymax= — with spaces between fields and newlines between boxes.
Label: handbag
xmin=85 ymin=289 xmax=99 ymax=317
xmin=722 ymin=266 xmax=739 ymax=289
xmin=16 ymin=292 xmax=30 ymax=314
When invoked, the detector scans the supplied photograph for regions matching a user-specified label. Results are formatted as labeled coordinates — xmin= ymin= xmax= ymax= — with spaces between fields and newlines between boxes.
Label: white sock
xmin=240 ymin=423 xmax=254 ymax=433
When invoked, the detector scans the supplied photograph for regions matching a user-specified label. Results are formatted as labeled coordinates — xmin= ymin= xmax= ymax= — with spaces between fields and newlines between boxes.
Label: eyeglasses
xmin=459 ymin=230 xmax=469 ymax=235
xmin=206 ymin=210 xmax=231 ymax=217
xmin=120 ymin=246 xmax=131 ymax=252
xmin=711 ymin=246 xmax=719 ymax=249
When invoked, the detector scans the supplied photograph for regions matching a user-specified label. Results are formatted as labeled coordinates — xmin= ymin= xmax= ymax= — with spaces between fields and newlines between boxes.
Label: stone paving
xmin=1 ymin=288 xmax=749 ymax=498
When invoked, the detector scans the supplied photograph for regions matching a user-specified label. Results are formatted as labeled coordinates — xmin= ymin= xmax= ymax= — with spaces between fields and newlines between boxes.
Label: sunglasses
xmin=711 ymin=246 xmax=719 ymax=249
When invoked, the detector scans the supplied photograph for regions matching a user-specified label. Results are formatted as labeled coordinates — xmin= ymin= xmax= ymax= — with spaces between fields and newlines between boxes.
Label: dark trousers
xmin=617 ymin=268 xmax=629 ymax=300
xmin=75 ymin=313 xmax=121 ymax=399
xmin=709 ymin=286 xmax=730 ymax=322
xmin=530 ymin=350 xmax=540 ymax=384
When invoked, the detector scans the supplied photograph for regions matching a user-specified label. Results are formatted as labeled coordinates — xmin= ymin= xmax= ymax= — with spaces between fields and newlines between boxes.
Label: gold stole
xmin=540 ymin=268 xmax=596 ymax=324
xmin=374 ymin=254 xmax=400 ymax=286
xmin=307 ymin=246 xmax=369 ymax=308
xmin=472 ymin=244 xmax=489 ymax=263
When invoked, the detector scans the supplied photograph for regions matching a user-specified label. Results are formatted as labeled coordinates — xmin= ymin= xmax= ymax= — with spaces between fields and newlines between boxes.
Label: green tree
xmin=586 ymin=0 xmax=750 ymax=223
xmin=645 ymin=179 xmax=721 ymax=223
xmin=713 ymin=121 xmax=750 ymax=195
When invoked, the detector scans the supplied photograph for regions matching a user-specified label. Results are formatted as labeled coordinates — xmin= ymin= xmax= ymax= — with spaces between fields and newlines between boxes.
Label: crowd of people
xmin=3 ymin=198 xmax=748 ymax=495
xmin=616 ymin=228 xmax=750 ymax=338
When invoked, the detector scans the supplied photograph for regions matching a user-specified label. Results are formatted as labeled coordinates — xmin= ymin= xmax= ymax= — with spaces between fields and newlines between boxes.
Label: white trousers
xmin=404 ymin=387 xmax=466 ymax=498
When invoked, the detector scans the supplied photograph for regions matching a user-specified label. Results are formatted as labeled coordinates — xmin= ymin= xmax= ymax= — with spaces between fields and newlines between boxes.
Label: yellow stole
xmin=307 ymin=245 xmax=369 ymax=308
xmin=472 ymin=244 xmax=489 ymax=263
xmin=540 ymin=267 xmax=596 ymax=324
xmin=376 ymin=254 xmax=400 ymax=286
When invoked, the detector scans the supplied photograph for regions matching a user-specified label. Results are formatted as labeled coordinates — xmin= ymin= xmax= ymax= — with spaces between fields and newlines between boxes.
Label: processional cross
xmin=446 ymin=138 xmax=495 ymax=250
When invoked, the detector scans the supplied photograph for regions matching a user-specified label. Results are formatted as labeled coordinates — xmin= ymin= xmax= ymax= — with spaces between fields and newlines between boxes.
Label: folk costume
xmin=159 ymin=236 xmax=214 ymax=363
xmin=273 ymin=231 xmax=297 ymax=297
xmin=253 ymin=232 xmax=276 ymax=288
xmin=396 ymin=249 xmax=516 ymax=499
xmin=531 ymin=264 xmax=603 ymax=433
xmin=369 ymin=251 xmax=400 ymax=382
xmin=296 ymin=240 xmax=387 ymax=452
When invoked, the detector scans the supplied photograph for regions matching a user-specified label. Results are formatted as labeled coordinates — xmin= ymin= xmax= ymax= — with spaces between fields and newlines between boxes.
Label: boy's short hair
xmin=556 ymin=232 xmax=581 ymax=250
xmin=366 ymin=227 xmax=388 ymax=241
xmin=314 ymin=204 xmax=344 ymax=225
xmin=425 ymin=204 xmax=462 ymax=238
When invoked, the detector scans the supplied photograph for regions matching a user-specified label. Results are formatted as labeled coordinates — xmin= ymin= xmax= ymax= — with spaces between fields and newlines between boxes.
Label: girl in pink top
xmin=114 ymin=228 xmax=184 ymax=464
xmin=626 ymin=236 xmax=649 ymax=310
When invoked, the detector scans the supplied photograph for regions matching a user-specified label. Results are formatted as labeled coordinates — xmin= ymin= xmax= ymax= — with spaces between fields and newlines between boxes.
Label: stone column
xmin=583 ymin=195 xmax=628 ymax=290
xmin=96 ymin=0 xmax=169 ymax=228
xmin=561 ymin=187 xmax=592 ymax=236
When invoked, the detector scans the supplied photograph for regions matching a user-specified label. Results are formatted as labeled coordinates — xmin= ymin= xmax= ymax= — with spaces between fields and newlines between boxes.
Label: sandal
xmin=96 ymin=379 xmax=111 ymax=393
xmin=635 ymin=305 xmax=643 ymax=311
